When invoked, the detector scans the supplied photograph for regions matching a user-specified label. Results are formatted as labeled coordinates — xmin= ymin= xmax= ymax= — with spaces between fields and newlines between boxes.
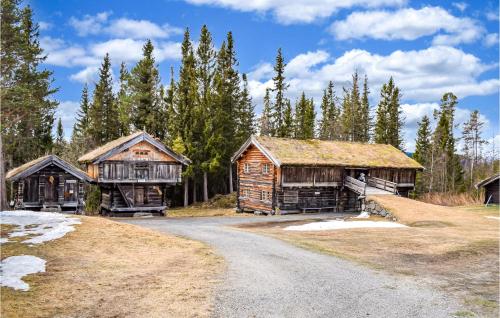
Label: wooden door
xmin=44 ymin=175 xmax=59 ymax=203
xmin=134 ymin=187 xmax=144 ymax=205
xmin=64 ymin=180 xmax=77 ymax=202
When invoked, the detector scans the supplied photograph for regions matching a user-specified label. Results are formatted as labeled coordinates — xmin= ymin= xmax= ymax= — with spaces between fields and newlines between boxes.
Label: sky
xmin=29 ymin=0 xmax=499 ymax=151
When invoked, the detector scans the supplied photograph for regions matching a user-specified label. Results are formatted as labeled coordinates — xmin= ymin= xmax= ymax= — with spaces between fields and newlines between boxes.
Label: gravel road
xmin=121 ymin=214 xmax=462 ymax=318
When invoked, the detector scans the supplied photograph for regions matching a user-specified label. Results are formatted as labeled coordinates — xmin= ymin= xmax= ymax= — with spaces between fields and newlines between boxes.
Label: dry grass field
xmin=1 ymin=216 xmax=222 ymax=318
xmin=237 ymin=197 xmax=499 ymax=317
xmin=167 ymin=207 xmax=241 ymax=218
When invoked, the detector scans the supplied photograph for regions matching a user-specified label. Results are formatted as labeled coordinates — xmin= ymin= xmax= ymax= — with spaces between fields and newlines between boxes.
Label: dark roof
xmin=232 ymin=135 xmax=423 ymax=169
xmin=475 ymin=174 xmax=500 ymax=189
xmin=6 ymin=155 xmax=93 ymax=182
xmin=78 ymin=131 xmax=191 ymax=165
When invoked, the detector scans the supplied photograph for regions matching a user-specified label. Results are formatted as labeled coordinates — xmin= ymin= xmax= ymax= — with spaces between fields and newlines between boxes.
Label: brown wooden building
xmin=231 ymin=136 xmax=423 ymax=214
xmin=475 ymin=174 xmax=499 ymax=205
xmin=78 ymin=131 xmax=190 ymax=215
xmin=6 ymin=155 xmax=93 ymax=212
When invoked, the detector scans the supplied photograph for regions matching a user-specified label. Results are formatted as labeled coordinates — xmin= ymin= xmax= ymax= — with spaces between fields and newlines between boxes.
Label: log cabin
xmin=6 ymin=155 xmax=93 ymax=212
xmin=231 ymin=136 xmax=423 ymax=214
xmin=78 ymin=131 xmax=190 ymax=215
xmin=475 ymin=174 xmax=499 ymax=205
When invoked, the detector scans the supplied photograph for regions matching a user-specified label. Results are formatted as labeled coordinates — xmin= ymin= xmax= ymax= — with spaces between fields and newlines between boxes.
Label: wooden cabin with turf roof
xmin=78 ymin=131 xmax=190 ymax=215
xmin=231 ymin=135 xmax=423 ymax=214
xmin=6 ymin=155 xmax=94 ymax=212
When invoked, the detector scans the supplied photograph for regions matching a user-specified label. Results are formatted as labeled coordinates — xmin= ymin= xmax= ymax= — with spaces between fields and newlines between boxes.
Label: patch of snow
xmin=0 ymin=210 xmax=80 ymax=244
xmin=0 ymin=255 xmax=46 ymax=291
xmin=485 ymin=216 xmax=500 ymax=220
xmin=355 ymin=211 xmax=370 ymax=218
xmin=0 ymin=237 xmax=9 ymax=244
xmin=284 ymin=220 xmax=407 ymax=231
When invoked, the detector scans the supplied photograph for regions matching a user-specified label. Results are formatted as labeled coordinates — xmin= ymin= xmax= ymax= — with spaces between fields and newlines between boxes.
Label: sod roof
xmin=6 ymin=155 xmax=93 ymax=181
xmin=232 ymin=135 xmax=423 ymax=169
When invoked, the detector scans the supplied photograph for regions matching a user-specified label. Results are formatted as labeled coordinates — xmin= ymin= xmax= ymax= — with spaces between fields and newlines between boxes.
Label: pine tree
xmin=359 ymin=75 xmax=371 ymax=142
xmin=260 ymin=88 xmax=273 ymax=136
xmin=116 ymin=62 xmax=132 ymax=136
xmin=318 ymin=81 xmax=339 ymax=140
xmin=462 ymin=110 xmax=487 ymax=188
xmin=271 ymin=48 xmax=289 ymax=137
xmin=129 ymin=40 xmax=163 ymax=138
xmin=413 ymin=115 xmax=431 ymax=194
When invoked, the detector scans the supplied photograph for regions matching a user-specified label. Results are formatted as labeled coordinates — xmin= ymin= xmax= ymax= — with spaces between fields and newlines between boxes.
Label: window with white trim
xmin=242 ymin=189 xmax=251 ymax=198
xmin=260 ymin=190 xmax=272 ymax=202
xmin=243 ymin=163 xmax=250 ymax=173
xmin=262 ymin=163 xmax=270 ymax=174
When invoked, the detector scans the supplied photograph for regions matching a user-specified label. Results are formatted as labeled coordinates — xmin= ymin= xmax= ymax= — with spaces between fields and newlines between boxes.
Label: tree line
xmin=1 ymin=0 xmax=497 ymax=210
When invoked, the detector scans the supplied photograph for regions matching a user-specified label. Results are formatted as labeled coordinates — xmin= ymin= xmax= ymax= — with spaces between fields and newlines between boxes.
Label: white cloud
xmin=69 ymin=11 xmax=111 ymax=36
xmin=484 ymin=33 xmax=499 ymax=47
xmin=330 ymin=6 xmax=484 ymax=45
xmin=38 ymin=21 xmax=52 ymax=31
xmin=452 ymin=2 xmax=468 ymax=12
xmin=55 ymin=101 xmax=81 ymax=138
xmin=248 ymin=46 xmax=499 ymax=109
xmin=69 ymin=12 xmax=181 ymax=39
xmin=69 ymin=66 xmax=100 ymax=83
xmin=486 ymin=10 xmax=499 ymax=21
xmin=185 ymin=0 xmax=406 ymax=24
xmin=105 ymin=19 xmax=182 ymax=39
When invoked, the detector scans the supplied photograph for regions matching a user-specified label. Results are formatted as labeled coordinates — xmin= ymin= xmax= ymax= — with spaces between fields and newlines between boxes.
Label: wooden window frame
xmin=260 ymin=190 xmax=272 ymax=203
xmin=262 ymin=163 xmax=270 ymax=174
xmin=243 ymin=163 xmax=250 ymax=174
xmin=242 ymin=189 xmax=250 ymax=198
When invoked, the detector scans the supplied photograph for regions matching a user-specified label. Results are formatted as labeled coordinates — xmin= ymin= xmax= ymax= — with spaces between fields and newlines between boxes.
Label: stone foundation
xmin=364 ymin=199 xmax=397 ymax=221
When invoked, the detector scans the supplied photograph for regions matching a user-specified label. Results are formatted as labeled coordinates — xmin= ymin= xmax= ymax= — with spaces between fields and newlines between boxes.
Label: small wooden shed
xmin=475 ymin=174 xmax=499 ymax=204
xmin=6 ymin=155 xmax=94 ymax=212
xmin=78 ymin=131 xmax=190 ymax=215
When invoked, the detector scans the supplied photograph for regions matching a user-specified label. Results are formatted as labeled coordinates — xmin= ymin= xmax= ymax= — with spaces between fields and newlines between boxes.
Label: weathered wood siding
xmin=100 ymin=184 xmax=167 ymax=211
xmin=108 ymin=140 xmax=177 ymax=162
xmin=236 ymin=145 xmax=276 ymax=213
xmin=369 ymin=168 xmax=416 ymax=185
xmin=14 ymin=165 xmax=84 ymax=210
xmin=281 ymin=166 xmax=343 ymax=187
xmin=484 ymin=180 xmax=499 ymax=204
xmin=97 ymin=161 xmax=182 ymax=183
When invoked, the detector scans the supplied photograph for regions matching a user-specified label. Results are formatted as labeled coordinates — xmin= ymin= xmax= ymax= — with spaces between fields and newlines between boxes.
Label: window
xmin=283 ymin=191 xmax=298 ymax=204
xmin=260 ymin=190 xmax=272 ymax=202
xmin=243 ymin=163 xmax=250 ymax=173
xmin=241 ymin=189 xmax=251 ymax=198
xmin=262 ymin=163 xmax=270 ymax=174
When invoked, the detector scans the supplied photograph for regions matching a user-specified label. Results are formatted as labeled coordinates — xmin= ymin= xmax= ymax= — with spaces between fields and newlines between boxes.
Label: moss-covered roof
xmin=234 ymin=135 xmax=423 ymax=169
xmin=6 ymin=155 xmax=93 ymax=181
xmin=78 ymin=131 xmax=144 ymax=163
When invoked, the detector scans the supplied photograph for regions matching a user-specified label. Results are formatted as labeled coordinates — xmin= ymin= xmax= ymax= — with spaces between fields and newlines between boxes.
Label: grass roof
xmin=6 ymin=155 xmax=92 ymax=181
xmin=253 ymin=135 xmax=423 ymax=169
xmin=6 ymin=155 xmax=52 ymax=180
xmin=78 ymin=131 xmax=144 ymax=163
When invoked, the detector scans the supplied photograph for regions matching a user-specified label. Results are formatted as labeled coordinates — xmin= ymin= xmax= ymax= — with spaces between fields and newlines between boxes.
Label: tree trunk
xmin=183 ymin=178 xmax=189 ymax=207
xmin=0 ymin=133 xmax=8 ymax=210
xmin=203 ymin=171 xmax=208 ymax=202
xmin=228 ymin=164 xmax=233 ymax=193
xmin=193 ymin=180 xmax=197 ymax=203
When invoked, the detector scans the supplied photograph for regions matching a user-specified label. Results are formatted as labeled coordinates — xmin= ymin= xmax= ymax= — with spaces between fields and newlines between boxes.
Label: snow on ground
xmin=485 ymin=216 xmax=500 ymax=220
xmin=284 ymin=220 xmax=407 ymax=231
xmin=0 ymin=210 xmax=80 ymax=244
xmin=0 ymin=255 xmax=46 ymax=291
xmin=354 ymin=211 xmax=370 ymax=218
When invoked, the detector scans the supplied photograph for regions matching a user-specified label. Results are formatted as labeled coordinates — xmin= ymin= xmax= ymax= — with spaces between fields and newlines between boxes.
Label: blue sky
xmin=29 ymin=0 xmax=499 ymax=151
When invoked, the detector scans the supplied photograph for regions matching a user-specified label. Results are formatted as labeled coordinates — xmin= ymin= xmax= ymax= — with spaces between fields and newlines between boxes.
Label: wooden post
xmin=183 ymin=178 xmax=189 ymax=207
xmin=229 ymin=164 xmax=233 ymax=193
xmin=203 ymin=171 xmax=208 ymax=202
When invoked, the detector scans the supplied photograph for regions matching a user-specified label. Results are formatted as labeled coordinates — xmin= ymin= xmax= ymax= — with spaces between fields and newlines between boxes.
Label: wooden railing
xmin=344 ymin=176 xmax=366 ymax=195
xmin=366 ymin=176 xmax=398 ymax=194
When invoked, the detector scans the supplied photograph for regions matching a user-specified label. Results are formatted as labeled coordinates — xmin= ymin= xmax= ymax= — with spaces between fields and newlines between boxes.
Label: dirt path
xmin=122 ymin=214 xmax=464 ymax=318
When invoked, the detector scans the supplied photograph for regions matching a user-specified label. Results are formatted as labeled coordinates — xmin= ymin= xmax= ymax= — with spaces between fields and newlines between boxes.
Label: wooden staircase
xmin=344 ymin=176 xmax=397 ymax=198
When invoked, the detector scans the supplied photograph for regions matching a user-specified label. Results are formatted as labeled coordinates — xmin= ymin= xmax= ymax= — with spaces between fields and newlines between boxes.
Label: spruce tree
xmin=319 ymin=81 xmax=339 ymax=140
xmin=413 ymin=115 xmax=432 ymax=194
xmin=129 ymin=40 xmax=163 ymax=138
xmin=340 ymin=87 xmax=353 ymax=141
xmin=294 ymin=92 xmax=315 ymax=139
xmin=88 ymin=53 xmax=117 ymax=145
xmin=260 ymin=88 xmax=273 ymax=136
xmin=53 ymin=118 xmax=65 ymax=156
xmin=235 ymin=73 xmax=256 ymax=145
xmin=271 ymin=48 xmax=289 ymax=137
xmin=349 ymin=71 xmax=361 ymax=141
xmin=374 ymin=77 xmax=403 ymax=149
xmin=164 ymin=66 xmax=177 ymax=145
xmin=359 ymin=75 xmax=371 ymax=142
xmin=116 ymin=62 xmax=132 ymax=136
xmin=282 ymin=99 xmax=294 ymax=138
xmin=73 ymin=84 xmax=90 ymax=138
